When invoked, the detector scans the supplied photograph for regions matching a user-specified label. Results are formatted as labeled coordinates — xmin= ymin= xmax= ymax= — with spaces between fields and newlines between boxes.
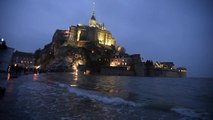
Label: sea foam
xmin=57 ymin=83 xmax=139 ymax=107
xmin=171 ymin=106 xmax=209 ymax=120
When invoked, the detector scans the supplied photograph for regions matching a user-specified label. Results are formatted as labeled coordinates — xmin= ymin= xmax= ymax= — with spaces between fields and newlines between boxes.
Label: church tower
xmin=89 ymin=2 xmax=97 ymax=27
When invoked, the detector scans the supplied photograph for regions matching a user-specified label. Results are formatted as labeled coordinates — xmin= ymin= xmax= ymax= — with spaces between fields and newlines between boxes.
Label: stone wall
xmin=100 ymin=66 xmax=135 ymax=76
xmin=148 ymin=69 xmax=186 ymax=78
xmin=134 ymin=62 xmax=145 ymax=76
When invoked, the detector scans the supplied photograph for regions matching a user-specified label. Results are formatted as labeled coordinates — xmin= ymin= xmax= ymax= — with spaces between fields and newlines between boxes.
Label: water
xmin=3 ymin=73 xmax=213 ymax=120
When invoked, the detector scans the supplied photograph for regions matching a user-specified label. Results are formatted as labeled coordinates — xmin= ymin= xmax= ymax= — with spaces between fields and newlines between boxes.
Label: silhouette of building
xmin=12 ymin=50 xmax=34 ymax=69
xmin=0 ymin=38 xmax=14 ymax=72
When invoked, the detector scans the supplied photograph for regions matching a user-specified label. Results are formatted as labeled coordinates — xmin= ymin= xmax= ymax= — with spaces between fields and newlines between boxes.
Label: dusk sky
xmin=0 ymin=0 xmax=213 ymax=78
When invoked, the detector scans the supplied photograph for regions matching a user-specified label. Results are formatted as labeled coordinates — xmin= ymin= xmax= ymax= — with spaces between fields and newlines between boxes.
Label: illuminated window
xmin=127 ymin=66 xmax=131 ymax=70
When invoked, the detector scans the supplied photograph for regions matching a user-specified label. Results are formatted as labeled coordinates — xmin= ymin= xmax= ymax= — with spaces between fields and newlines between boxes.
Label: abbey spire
xmin=89 ymin=2 xmax=97 ymax=27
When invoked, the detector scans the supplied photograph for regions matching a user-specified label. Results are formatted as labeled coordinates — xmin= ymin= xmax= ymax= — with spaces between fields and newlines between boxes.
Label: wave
xmin=58 ymin=83 xmax=139 ymax=107
xmin=171 ymin=106 xmax=209 ymax=119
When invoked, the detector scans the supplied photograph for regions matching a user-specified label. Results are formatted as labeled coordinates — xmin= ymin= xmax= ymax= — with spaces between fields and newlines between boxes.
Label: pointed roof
xmin=90 ymin=2 xmax=96 ymax=20
xmin=91 ymin=12 xmax=96 ymax=20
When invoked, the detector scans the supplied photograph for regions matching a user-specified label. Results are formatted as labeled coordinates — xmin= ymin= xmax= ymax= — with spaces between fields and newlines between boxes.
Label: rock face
xmin=35 ymin=30 xmax=115 ymax=72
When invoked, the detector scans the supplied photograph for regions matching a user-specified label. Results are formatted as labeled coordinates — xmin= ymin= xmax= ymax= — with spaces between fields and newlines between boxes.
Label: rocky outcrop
xmin=35 ymin=30 xmax=113 ymax=72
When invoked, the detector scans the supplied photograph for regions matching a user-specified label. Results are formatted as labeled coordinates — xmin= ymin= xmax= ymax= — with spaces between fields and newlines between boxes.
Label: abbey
xmin=64 ymin=9 xmax=116 ymax=47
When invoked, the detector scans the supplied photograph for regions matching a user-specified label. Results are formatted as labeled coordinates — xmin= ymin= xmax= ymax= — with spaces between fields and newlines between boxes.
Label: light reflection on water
xmin=33 ymin=73 xmax=38 ymax=81
xmin=7 ymin=73 xmax=10 ymax=80
xmin=38 ymin=73 xmax=213 ymax=107
xmin=38 ymin=72 xmax=140 ymax=102
xmin=15 ymin=73 xmax=213 ymax=120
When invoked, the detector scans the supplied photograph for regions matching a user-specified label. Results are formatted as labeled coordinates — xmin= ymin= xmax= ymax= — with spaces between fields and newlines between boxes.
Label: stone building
xmin=12 ymin=51 xmax=34 ymax=69
xmin=110 ymin=54 xmax=142 ymax=67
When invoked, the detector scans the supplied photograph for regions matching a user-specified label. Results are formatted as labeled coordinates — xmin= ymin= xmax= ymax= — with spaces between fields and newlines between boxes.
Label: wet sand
xmin=0 ymin=74 xmax=32 ymax=119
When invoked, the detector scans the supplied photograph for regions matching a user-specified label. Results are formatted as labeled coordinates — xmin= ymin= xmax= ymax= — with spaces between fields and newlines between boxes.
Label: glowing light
xmin=70 ymin=84 xmax=77 ymax=87
xmin=1 ymin=38 xmax=4 ymax=42
xmin=127 ymin=66 xmax=131 ymax=70
xmin=35 ymin=65 xmax=40 ymax=69
xmin=72 ymin=61 xmax=82 ymax=81
xmin=117 ymin=46 xmax=122 ymax=52
xmin=179 ymin=69 xmax=187 ymax=72
xmin=77 ymin=30 xmax=81 ymax=41
xmin=75 ymin=70 xmax=78 ymax=76
xmin=110 ymin=61 xmax=121 ymax=67
xmin=7 ymin=73 xmax=10 ymax=80
xmin=72 ymin=64 xmax=77 ymax=71
xmin=33 ymin=73 xmax=38 ymax=81
xmin=110 ymin=61 xmax=116 ymax=67
xmin=84 ymin=70 xmax=90 ymax=75
xmin=73 ymin=71 xmax=78 ymax=81
xmin=154 ymin=62 xmax=163 ymax=69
